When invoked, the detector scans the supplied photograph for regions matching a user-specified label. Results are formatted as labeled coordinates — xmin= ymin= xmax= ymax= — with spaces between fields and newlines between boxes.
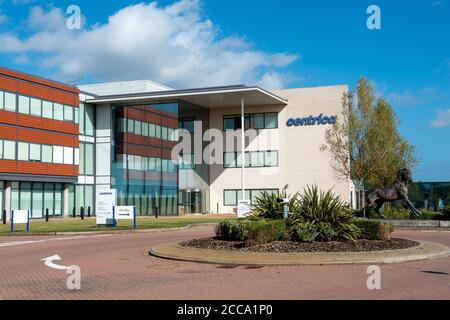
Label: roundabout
xmin=150 ymin=239 xmax=450 ymax=266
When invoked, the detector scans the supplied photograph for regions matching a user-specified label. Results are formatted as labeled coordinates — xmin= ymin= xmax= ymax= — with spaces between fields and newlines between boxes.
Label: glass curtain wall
xmin=112 ymin=102 xmax=179 ymax=216
xmin=68 ymin=184 xmax=94 ymax=216
xmin=10 ymin=182 xmax=64 ymax=218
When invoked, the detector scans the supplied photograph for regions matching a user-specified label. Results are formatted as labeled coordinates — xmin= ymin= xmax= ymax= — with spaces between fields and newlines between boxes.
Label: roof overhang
xmin=85 ymin=85 xmax=288 ymax=108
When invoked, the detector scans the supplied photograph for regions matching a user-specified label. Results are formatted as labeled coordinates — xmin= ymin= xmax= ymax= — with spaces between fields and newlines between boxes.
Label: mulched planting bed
xmin=182 ymin=238 xmax=420 ymax=253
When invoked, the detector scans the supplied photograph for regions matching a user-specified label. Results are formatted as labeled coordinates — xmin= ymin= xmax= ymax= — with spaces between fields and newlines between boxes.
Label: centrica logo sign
xmin=287 ymin=114 xmax=337 ymax=127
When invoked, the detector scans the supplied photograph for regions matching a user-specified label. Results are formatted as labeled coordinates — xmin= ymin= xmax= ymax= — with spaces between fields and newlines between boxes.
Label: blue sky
xmin=0 ymin=0 xmax=449 ymax=181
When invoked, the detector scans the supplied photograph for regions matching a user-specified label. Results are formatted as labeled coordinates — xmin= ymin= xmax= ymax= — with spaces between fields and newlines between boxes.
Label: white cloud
xmin=431 ymin=109 xmax=450 ymax=128
xmin=0 ymin=1 xmax=300 ymax=89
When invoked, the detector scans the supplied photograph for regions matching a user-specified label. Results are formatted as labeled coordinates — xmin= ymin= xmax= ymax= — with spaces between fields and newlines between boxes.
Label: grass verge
xmin=0 ymin=215 xmax=234 ymax=235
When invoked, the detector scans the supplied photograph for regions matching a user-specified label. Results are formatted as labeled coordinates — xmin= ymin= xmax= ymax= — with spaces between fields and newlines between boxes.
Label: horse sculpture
xmin=366 ymin=168 xmax=421 ymax=219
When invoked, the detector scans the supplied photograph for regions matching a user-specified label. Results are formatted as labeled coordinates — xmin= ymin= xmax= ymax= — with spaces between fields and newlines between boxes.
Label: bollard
xmin=72 ymin=207 xmax=76 ymax=218
xmin=45 ymin=208 xmax=49 ymax=222
xmin=2 ymin=209 xmax=6 ymax=225
xmin=87 ymin=206 xmax=91 ymax=218
xmin=80 ymin=207 xmax=84 ymax=220
xmin=155 ymin=206 xmax=159 ymax=219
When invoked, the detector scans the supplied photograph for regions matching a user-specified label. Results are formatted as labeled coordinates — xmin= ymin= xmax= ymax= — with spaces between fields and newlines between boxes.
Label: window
xmin=18 ymin=95 xmax=30 ymax=114
xmin=42 ymin=101 xmax=53 ymax=118
xmin=74 ymin=148 xmax=79 ymax=165
xmin=4 ymin=92 xmax=16 ymax=112
xmin=161 ymin=127 xmax=168 ymax=140
xmin=265 ymin=151 xmax=278 ymax=167
xmin=155 ymin=125 xmax=161 ymax=139
xmin=224 ymin=189 xmax=279 ymax=206
xmin=224 ymin=151 xmax=278 ymax=168
xmin=223 ymin=113 xmax=278 ymax=130
xmin=224 ymin=152 xmax=236 ymax=168
xmin=3 ymin=140 xmax=16 ymax=160
xmin=30 ymin=98 xmax=42 ymax=116
xmin=85 ymin=103 xmax=95 ymax=136
xmin=74 ymin=107 xmax=79 ymax=124
xmin=134 ymin=120 xmax=142 ymax=135
xmin=265 ymin=113 xmax=278 ymax=129
xmin=224 ymin=190 xmax=237 ymax=206
xmin=79 ymin=103 xmax=85 ymax=134
xmin=64 ymin=105 xmax=73 ymax=121
xmin=29 ymin=143 xmax=41 ymax=161
xmin=252 ymin=114 xmax=264 ymax=129
xmin=53 ymin=146 xmax=64 ymax=164
xmin=117 ymin=118 xmax=126 ymax=132
xmin=84 ymin=143 xmax=94 ymax=175
xmin=0 ymin=91 xmax=3 ymax=109
xmin=0 ymin=140 xmax=3 ymax=159
xmin=149 ymin=157 xmax=156 ymax=171
xmin=42 ymin=145 xmax=52 ymax=163
xmin=149 ymin=123 xmax=156 ymax=137
xmin=53 ymin=103 xmax=64 ymax=121
xmin=180 ymin=119 xmax=195 ymax=133
xmin=18 ymin=142 xmax=29 ymax=161
xmin=127 ymin=119 xmax=134 ymax=133
xmin=142 ymin=122 xmax=149 ymax=136
xmin=63 ymin=147 xmax=73 ymax=165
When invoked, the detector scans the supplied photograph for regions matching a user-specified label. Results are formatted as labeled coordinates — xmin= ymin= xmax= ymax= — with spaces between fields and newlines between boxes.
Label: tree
xmin=321 ymin=77 xmax=418 ymax=207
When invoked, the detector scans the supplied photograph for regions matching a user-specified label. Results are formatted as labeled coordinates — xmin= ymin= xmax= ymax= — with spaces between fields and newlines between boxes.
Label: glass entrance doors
xmin=179 ymin=190 xmax=205 ymax=214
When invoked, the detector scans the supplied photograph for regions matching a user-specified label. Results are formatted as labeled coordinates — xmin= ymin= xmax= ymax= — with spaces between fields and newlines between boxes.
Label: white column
xmin=4 ymin=181 xmax=11 ymax=222
xmin=241 ymin=96 xmax=245 ymax=201
xmin=63 ymin=184 xmax=70 ymax=218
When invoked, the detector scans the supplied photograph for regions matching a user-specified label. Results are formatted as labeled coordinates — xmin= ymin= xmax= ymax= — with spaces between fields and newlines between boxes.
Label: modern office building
xmin=0 ymin=66 xmax=352 ymax=219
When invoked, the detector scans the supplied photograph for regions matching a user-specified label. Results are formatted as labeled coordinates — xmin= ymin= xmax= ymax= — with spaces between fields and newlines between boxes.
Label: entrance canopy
xmin=85 ymin=85 xmax=287 ymax=108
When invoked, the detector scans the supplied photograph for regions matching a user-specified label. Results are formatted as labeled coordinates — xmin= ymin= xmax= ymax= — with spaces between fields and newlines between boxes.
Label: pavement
xmin=0 ymin=225 xmax=449 ymax=300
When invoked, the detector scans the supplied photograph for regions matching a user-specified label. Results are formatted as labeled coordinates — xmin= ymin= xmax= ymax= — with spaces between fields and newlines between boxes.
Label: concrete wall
xmin=209 ymin=85 xmax=351 ymax=214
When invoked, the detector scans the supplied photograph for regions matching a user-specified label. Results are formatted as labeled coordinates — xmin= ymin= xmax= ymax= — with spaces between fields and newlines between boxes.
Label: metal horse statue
xmin=366 ymin=168 xmax=421 ymax=219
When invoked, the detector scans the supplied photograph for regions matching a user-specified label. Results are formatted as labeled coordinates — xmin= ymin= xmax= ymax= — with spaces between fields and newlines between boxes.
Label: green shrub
xmin=249 ymin=191 xmax=299 ymax=220
xmin=420 ymin=211 xmax=444 ymax=220
xmin=317 ymin=222 xmax=337 ymax=241
xmin=353 ymin=219 xmax=394 ymax=240
xmin=383 ymin=207 xmax=411 ymax=220
xmin=216 ymin=220 xmax=287 ymax=243
xmin=293 ymin=222 xmax=319 ymax=243
xmin=287 ymin=185 xmax=359 ymax=242
xmin=443 ymin=206 xmax=450 ymax=218
xmin=245 ymin=220 xmax=288 ymax=244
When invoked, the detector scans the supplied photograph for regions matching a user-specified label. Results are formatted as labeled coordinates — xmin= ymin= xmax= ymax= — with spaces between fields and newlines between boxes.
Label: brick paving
xmin=0 ymin=226 xmax=449 ymax=300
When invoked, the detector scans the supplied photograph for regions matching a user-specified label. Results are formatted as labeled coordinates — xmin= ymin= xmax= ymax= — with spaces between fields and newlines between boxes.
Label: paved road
xmin=0 ymin=226 xmax=449 ymax=300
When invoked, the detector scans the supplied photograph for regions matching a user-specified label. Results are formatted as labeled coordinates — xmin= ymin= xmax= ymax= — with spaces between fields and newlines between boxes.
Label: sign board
xmin=237 ymin=200 xmax=251 ymax=218
xmin=11 ymin=209 xmax=30 ymax=232
xmin=96 ymin=189 xmax=116 ymax=225
xmin=115 ymin=206 xmax=134 ymax=220
xmin=13 ymin=210 xmax=29 ymax=224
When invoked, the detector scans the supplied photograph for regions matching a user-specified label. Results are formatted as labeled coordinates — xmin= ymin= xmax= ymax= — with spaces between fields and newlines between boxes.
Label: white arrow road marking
xmin=41 ymin=254 xmax=70 ymax=270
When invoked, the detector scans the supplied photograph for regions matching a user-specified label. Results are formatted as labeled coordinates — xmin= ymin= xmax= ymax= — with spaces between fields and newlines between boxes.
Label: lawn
xmin=0 ymin=215 xmax=234 ymax=235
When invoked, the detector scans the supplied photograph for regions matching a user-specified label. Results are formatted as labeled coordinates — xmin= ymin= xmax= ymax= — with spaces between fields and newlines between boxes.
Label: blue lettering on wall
xmin=286 ymin=114 xmax=337 ymax=127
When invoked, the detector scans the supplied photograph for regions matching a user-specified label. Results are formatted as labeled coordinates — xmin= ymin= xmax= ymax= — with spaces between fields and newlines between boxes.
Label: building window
xmin=42 ymin=101 xmax=53 ymax=118
xmin=42 ymin=145 xmax=53 ymax=163
xmin=223 ymin=112 xmax=278 ymax=130
xmin=53 ymin=103 xmax=64 ymax=121
xmin=0 ymin=140 xmax=3 ymax=159
xmin=63 ymin=147 xmax=73 ymax=165
xmin=79 ymin=142 xmax=94 ymax=175
xmin=53 ymin=146 xmax=64 ymax=164
xmin=18 ymin=142 xmax=29 ymax=161
xmin=3 ymin=140 xmax=16 ymax=160
xmin=134 ymin=120 xmax=142 ymax=135
xmin=29 ymin=143 xmax=41 ymax=162
xmin=64 ymin=105 xmax=73 ymax=122
xmin=79 ymin=103 xmax=94 ymax=136
xmin=0 ymin=90 xmax=3 ymax=109
xmin=18 ymin=95 xmax=30 ymax=114
xmin=30 ymin=98 xmax=42 ymax=116
xmin=4 ymin=92 xmax=16 ymax=112
xmin=223 ymin=151 xmax=278 ymax=168
xmin=224 ymin=189 xmax=279 ymax=206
